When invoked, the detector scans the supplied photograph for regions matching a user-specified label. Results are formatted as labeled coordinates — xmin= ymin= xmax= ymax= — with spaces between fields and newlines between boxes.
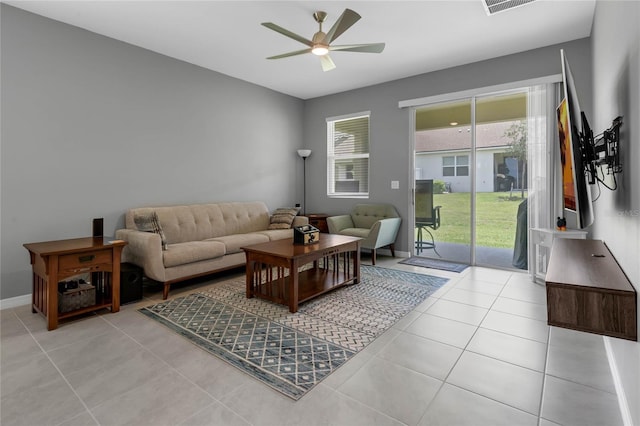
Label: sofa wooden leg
xmin=371 ymin=249 xmax=377 ymax=265
xmin=389 ymin=244 xmax=396 ymax=258
xmin=163 ymin=283 xmax=170 ymax=300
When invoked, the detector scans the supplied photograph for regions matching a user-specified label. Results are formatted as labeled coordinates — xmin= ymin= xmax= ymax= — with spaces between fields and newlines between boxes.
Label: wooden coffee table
xmin=242 ymin=234 xmax=361 ymax=313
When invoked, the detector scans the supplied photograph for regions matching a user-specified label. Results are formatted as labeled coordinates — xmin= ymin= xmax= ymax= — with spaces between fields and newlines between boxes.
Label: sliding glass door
xmin=413 ymin=88 xmax=539 ymax=270
xmin=414 ymin=99 xmax=472 ymax=265
xmin=474 ymin=91 xmax=528 ymax=269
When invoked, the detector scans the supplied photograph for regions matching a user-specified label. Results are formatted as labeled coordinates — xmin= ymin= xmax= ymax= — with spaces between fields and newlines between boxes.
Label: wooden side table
xmin=307 ymin=213 xmax=330 ymax=233
xmin=24 ymin=237 xmax=127 ymax=330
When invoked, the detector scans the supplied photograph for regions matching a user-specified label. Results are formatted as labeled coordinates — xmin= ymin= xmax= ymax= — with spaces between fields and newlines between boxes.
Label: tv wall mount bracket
xmin=580 ymin=114 xmax=623 ymax=188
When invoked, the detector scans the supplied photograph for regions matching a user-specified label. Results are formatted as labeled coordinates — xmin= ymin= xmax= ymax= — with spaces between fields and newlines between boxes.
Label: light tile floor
xmin=0 ymin=258 xmax=624 ymax=426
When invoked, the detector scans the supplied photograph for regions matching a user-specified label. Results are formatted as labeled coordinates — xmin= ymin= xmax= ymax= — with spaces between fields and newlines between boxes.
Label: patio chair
xmin=415 ymin=179 xmax=442 ymax=256
xmin=327 ymin=204 xmax=401 ymax=265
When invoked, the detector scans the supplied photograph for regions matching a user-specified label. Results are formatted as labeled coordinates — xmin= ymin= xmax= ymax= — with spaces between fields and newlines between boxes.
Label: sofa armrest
xmin=327 ymin=215 xmax=354 ymax=234
xmin=292 ymin=216 xmax=309 ymax=227
xmin=365 ymin=217 xmax=402 ymax=249
xmin=115 ymin=229 xmax=166 ymax=282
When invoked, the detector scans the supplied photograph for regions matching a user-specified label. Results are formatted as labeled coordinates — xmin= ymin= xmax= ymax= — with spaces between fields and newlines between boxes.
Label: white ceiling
xmin=5 ymin=0 xmax=597 ymax=99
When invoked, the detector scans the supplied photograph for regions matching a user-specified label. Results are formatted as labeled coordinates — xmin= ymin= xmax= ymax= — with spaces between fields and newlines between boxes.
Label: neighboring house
xmin=415 ymin=121 xmax=525 ymax=193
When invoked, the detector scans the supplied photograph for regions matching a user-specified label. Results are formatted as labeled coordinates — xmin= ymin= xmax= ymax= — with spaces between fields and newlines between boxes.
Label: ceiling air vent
xmin=482 ymin=0 xmax=537 ymax=15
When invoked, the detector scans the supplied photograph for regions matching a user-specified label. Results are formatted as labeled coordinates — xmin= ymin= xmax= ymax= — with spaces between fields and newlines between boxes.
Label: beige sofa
xmin=115 ymin=201 xmax=307 ymax=299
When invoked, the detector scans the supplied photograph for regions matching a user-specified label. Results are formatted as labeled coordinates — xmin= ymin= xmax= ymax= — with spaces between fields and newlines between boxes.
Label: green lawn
xmin=420 ymin=192 xmax=527 ymax=249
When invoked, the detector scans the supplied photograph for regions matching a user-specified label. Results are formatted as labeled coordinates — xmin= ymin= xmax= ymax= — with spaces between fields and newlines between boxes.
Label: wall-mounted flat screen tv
xmin=557 ymin=49 xmax=593 ymax=229
xmin=557 ymin=98 xmax=577 ymax=211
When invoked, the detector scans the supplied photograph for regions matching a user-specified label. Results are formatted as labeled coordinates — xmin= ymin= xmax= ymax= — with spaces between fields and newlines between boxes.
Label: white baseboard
xmin=604 ymin=336 xmax=632 ymax=426
xmin=367 ymin=248 xmax=410 ymax=260
xmin=396 ymin=250 xmax=410 ymax=258
xmin=0 ymin=294 xmax=31 ymax=310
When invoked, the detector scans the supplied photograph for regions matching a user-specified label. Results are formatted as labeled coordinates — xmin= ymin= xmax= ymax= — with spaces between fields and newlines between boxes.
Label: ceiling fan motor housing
xmin=312 ymin=31 xmax=327 ymax=44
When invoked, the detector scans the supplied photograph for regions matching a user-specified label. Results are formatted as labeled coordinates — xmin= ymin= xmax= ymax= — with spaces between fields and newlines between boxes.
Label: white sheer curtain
xmin=526 ymin=83 xmax=561 ymax=279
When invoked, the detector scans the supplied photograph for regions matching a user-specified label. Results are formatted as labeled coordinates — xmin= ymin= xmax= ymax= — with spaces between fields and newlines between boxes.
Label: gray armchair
xmin=327 ymin=204 xmax=402 ymax=265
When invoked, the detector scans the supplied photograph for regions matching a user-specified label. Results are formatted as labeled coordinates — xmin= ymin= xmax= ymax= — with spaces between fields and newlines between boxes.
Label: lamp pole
xmin=302 ymin=156 xmax=307 ymax=215
xmin=297 ymin=149 xmax=312 ymax=215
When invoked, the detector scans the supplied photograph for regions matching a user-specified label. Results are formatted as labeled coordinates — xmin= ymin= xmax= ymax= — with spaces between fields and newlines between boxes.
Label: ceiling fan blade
xmin=261 ymin=22 xmax=313 ymax=47
xmin=324 ymin=8 xmax=361 ymax=44
xmin=320 ymin=55 xmax=336 ymax=72
xmin=267 ymin=48 xmax=312 ymax=60
xmin=330 ymin=43 xmax=386 ymax=54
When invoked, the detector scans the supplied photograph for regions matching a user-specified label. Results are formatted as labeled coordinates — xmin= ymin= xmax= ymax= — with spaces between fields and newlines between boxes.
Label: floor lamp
xmin=297 ymin=149 xmax=312 ymax=215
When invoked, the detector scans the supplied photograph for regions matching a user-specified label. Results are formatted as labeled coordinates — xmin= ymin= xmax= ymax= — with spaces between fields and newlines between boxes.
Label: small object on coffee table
xmin=293 ymin=224 xmax=320 ymax=245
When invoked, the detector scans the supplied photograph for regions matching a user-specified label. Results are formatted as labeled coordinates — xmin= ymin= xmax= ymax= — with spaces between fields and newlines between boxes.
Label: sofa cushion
xmin=257 ymin=229 xmax=295 ymax=241
xmin=162 ymin=241 xmax=226 ymax=268
xmin=209 ymin=233 xmax=270 ymax=254
xmin=133 ymin=211 xmax=168 ymax=250
xmin=268 ymin=207 xmax=300 ymax=230
xmin=126 ymin=202 xmax=272 ymax=244
xmin=335 ymin=228 xmax=371 ymax=239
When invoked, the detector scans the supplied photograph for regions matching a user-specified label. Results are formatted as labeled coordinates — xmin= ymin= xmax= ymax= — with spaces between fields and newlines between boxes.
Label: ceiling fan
xmin=261 ymin=8 xmax=385 ymax=72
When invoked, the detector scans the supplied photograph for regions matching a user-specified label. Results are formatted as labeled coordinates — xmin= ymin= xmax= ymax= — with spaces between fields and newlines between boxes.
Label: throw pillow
xmin=134 ymin=211 xmax=168 ymax=250
xmin=268 ymin=207 xmax=300 ymax=230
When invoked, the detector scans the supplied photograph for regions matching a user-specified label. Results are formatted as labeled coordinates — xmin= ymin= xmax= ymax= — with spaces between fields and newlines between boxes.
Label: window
xmin=442 ymin=155 xmax=469 ymax=176
xmin=327 ymin=112 xmax=370 ymax=197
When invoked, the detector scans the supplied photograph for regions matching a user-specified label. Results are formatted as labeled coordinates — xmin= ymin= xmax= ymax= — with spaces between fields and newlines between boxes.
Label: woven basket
xmin=58 ymin=283 xmax=95 ymax=313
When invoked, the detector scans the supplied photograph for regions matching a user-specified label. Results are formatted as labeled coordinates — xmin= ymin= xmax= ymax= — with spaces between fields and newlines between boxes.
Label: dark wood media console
xmin=545 ymin=239 xmax=637 ymax=341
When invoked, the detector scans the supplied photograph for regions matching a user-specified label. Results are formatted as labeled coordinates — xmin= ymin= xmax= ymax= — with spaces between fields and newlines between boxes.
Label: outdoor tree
xmin=503 ymin=120 xmax=528 ymax=198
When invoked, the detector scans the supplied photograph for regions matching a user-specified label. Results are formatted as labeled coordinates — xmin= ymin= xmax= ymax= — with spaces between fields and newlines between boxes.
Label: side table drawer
xmin=59 ymin=250 xmax=112 ymax=272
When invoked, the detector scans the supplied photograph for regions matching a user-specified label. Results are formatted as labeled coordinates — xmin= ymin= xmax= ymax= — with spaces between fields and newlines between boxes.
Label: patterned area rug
xmin=139 ymin=265 xmax=448 ymax=400
xmin=399 ymin=256 xmax=469 ymax=273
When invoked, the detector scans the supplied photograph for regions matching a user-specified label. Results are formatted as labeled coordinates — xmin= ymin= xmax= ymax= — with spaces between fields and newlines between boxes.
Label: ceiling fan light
xmin=311 ymin=45 xmax=329 ymax=56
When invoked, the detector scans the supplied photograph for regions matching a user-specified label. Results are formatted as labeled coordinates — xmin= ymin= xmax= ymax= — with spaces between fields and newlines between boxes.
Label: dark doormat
xmin=399 ymin=256 xmax=469 ymax=273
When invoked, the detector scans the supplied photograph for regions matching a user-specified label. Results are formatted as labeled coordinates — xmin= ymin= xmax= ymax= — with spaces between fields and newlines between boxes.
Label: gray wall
xmin=302 ymin=38 xmax=592 ymax=254
xmin=591 ymin=2 xmax=640 ymax=424
xmin=0 ymin=5 xmax=304 ymax=299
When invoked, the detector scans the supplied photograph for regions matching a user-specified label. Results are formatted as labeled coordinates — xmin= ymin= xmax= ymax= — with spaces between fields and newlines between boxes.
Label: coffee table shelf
xmin=243 ymin=235 xmax=361 ymax=313
xmin=251 ymin=267 xmax=352 ymax=304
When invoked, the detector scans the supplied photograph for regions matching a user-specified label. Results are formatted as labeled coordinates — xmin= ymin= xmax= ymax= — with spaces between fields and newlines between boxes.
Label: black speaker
xmin=93 ymin=218 xmax=104 ymax=237
xmin=120 ymin=263 xmax=143 ymax=304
